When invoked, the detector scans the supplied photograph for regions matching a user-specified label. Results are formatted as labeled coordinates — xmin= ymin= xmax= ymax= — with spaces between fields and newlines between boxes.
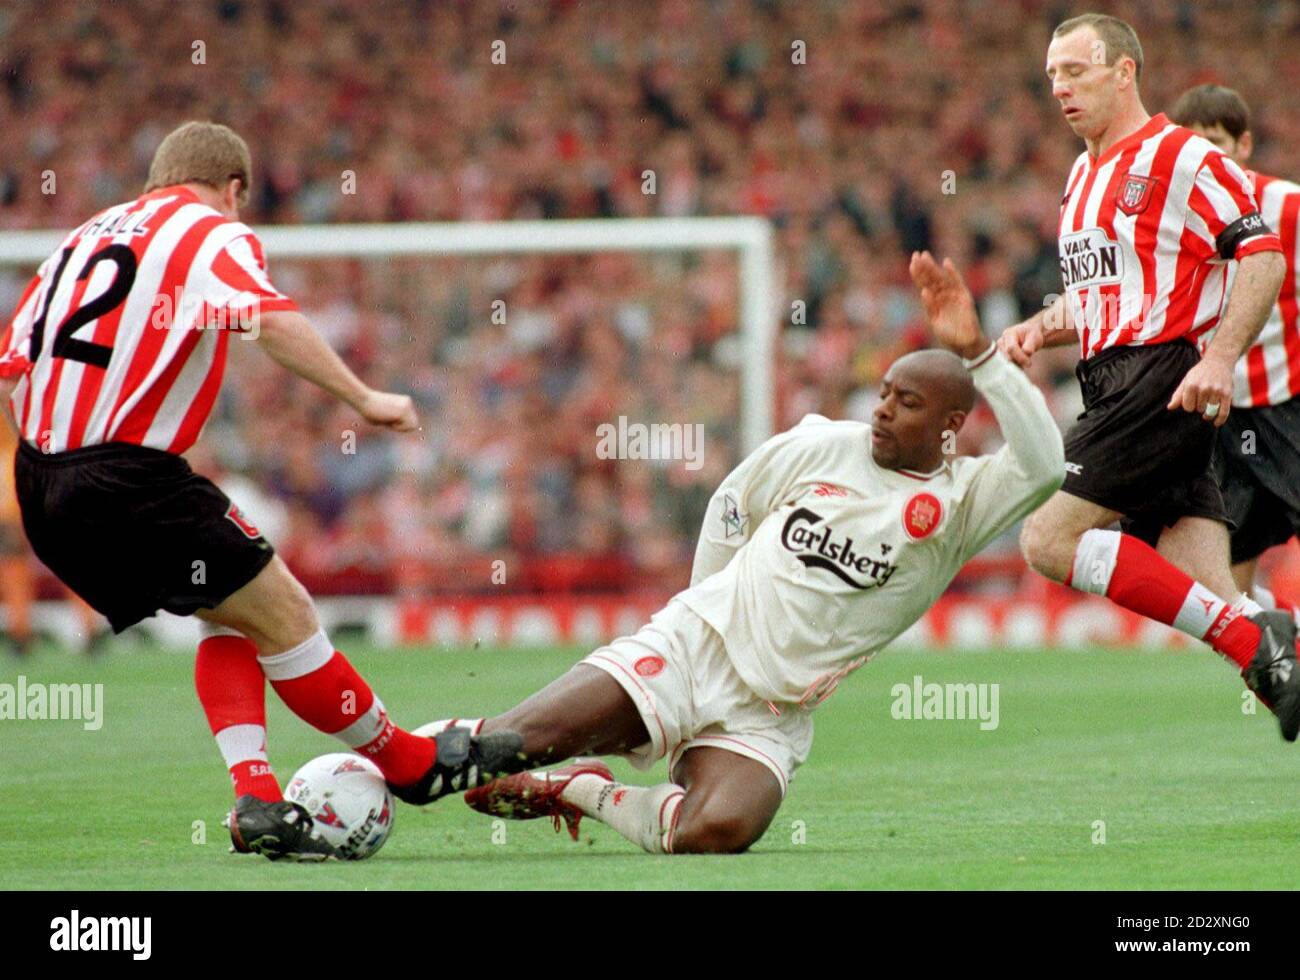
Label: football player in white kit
xmin=420 ymin=252 xmax=1065 ymax=854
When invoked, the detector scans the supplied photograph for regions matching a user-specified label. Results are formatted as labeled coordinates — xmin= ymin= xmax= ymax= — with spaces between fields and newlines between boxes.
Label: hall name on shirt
xmin=82 ymin=209 xmax=155 ymax=239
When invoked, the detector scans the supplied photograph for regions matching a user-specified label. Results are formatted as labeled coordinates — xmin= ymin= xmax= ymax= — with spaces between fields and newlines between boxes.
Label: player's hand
xmin=1167 ymin=354 xmax=1233 ymax=427
xmin=997 ymin=321 xmax=1045 ymax=367
xmin=908 ymin=251 xmax=987 ymax=360
xmin=358 ymin=389 xmax=419 ymax=432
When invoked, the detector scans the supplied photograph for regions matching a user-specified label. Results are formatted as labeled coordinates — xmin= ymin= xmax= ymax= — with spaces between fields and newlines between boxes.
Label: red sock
xmin=228 ymin=759 xmax=280 ymax=801
xmin=195 ymin=634 xmax=282 ymax=802
xmin=1068 ymin=529 xmax=1259 ymax=668
xmin=259 ymin=631 xmax=436 ymax=787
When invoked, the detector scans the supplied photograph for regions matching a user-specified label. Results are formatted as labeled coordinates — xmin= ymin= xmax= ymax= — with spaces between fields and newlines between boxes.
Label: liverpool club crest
xmin=902 ymin=492 xmax=943 ymax=541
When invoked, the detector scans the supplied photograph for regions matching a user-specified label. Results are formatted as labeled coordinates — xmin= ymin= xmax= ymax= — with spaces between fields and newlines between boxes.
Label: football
xmin=283 ymin=753 xmax=395 ymax=860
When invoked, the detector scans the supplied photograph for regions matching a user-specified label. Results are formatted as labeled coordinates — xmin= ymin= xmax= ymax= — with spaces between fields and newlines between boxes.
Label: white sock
xmin=256 ymin=629 xmax=334 ymax=680
xmin=1248 ymin=586 xmax=1300 ymax=629
xmin=1235 ymin=593 xmax=1265 ymax=617
xmin=332 ymin=696 xmax=390 ymax=749
xmin=1068 ymin=528 xmax=1121 ymax=596
xmin=213 ymin=723 xmax=268 ymax=770
xmin=561 ymin=774 xmax=685 ymax=854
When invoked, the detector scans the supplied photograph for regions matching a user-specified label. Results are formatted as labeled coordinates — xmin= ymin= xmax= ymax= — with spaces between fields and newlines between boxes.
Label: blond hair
xmin=144 ymin=121 xmax=251 ymax=207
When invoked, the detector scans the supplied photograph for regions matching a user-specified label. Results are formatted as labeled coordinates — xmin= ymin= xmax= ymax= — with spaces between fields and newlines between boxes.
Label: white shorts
xmin=581 ymin=599 xmax=813 ymax=796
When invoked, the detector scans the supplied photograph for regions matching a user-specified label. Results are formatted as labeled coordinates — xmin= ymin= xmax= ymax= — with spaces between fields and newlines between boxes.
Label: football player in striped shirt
xmin=1170 ymin=84 xmax=1300 ymax=624
xmin=0 ymin=122 xmax=523 ymax=859
xmin=989 ymin=15 xmax=1300 ymax=737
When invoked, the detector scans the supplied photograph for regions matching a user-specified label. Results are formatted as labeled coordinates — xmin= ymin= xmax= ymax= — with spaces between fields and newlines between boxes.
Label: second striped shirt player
xmin=1170 ymin=84 xmax=1300 ymax=620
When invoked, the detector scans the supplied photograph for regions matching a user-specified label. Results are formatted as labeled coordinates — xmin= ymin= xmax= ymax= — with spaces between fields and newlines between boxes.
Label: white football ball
xmin=284 ymin=753 xmax=395 ymax=860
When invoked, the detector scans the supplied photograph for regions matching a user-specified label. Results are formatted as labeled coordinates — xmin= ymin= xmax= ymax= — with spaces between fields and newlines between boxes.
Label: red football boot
xmin=465 ymin=759 xmax=613 ymax=841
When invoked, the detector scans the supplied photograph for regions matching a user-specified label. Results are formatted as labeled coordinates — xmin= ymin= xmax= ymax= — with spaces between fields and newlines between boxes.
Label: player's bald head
xmin=887 ymin=349 xmax=975 ymax=414
xmin=872 ymin=349 xmax=976 ymax=473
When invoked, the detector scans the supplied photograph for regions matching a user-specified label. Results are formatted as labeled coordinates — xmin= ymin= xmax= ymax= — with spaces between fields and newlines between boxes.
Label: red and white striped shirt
xmin=1231 ymin=172 xmax=1300 ymax=408
xmin=1058 ymin=113 xmax=1281 ymax=360
xmin=0 ymin=186 xmax=296 ymax=454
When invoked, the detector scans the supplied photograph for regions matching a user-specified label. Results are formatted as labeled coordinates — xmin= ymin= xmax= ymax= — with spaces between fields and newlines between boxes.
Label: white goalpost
xmin=0 ymin=216 xmax=780 ymax=454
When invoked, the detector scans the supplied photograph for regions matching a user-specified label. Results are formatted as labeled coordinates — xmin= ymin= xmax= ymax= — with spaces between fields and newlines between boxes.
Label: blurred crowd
xmin=3 ymin=0 xmax=1300 ymax=595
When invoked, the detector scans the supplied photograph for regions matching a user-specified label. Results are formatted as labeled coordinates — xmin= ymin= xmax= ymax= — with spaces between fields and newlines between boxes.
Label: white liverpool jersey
xmin=678 ymin=348 xmax=1064 ymax=708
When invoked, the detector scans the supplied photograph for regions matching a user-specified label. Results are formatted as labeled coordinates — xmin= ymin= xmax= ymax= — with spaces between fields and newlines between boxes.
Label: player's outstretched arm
xmin=997 ymin=295 xmax=1079 ymax=367
xmin=955 ymin=348 xmax=1066 ymax=558
xmin=909 ymin=248 xmax=1078 ymax=365
xmin=909 ymin=250 xmax=988 ymax=359
xmin=910 ymin=251 xmax=1064 ymax=554
xmin=960 ymin=344 xmax=1067 ymax=553
xmin=250 ymin=310 xmax=419 ymax=432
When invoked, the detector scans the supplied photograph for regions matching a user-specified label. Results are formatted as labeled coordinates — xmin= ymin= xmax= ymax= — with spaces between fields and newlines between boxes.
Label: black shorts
xmin=1062 ymin=340 xmax=1228 ymax=546
xmin=14 ymin=441 xmax=275 ymax=633
xmin=1213 ymin=398 xmax=1300 ymax=564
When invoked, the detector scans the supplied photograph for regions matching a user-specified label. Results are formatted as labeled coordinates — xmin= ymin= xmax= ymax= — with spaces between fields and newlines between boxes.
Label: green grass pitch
xmin=1 ymin=638 xmax=1295 ymax=889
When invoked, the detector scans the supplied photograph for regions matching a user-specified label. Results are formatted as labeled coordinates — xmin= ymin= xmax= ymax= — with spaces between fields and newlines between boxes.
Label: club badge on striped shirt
xmin=1116 ymin=173 xmax=1156 ymax=216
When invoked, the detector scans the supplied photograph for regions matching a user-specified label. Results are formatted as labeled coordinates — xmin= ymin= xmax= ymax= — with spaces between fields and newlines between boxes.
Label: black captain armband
xmin=1216 ymin=211 xmax=1271 ymax=260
